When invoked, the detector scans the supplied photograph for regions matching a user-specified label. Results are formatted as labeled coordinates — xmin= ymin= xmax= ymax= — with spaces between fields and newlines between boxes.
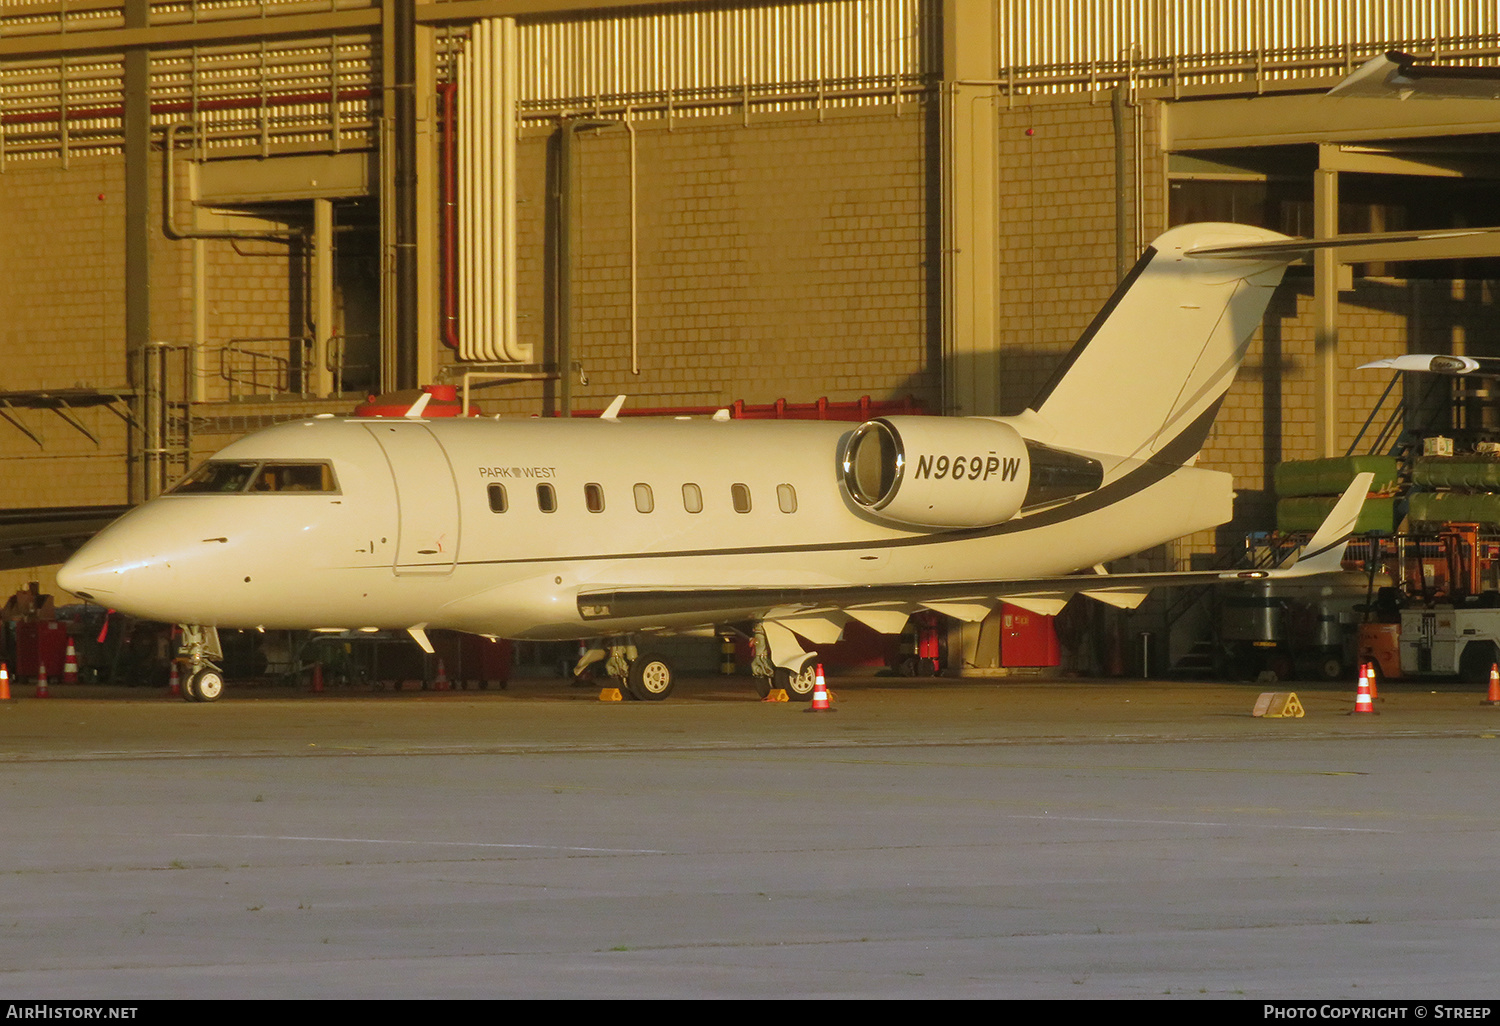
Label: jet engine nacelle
xmin=840 ymin=417 xmax=1106 ymax=529
xmin=841 ymin=417 xmax=1031 ymax=528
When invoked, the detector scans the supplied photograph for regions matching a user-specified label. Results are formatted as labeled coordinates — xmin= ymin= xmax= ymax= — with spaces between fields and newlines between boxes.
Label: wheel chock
xmin=762 ymin=688 xmax=788 ymax=702
xmin=1253 ymin=692 xmax=1304 ymax=718
xmin=598 ymin=687 xmax=624 ymax=702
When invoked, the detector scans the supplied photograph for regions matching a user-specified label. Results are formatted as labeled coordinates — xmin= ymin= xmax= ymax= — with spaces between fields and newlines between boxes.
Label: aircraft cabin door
xmin=364 ymin=423 xmax=460 ymax=575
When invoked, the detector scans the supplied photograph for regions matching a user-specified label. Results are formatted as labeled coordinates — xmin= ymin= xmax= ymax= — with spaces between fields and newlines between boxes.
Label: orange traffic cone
xmin=167 ymin=661 xmax=180 ymax=697
xmin=804 ymin=663 xmax=835 ymax=713
xmin=1350 ymin=665 xmax=1375 ymax=715
xmin=35 ymin=662 xmax=49 ymax=699
xmin=62 ymin=639 xmax=78 ymax=685
xmin=311 ymin=661 xmax=324 ymax=694
xmin=1365 ymin=661 xmax=1378 ymax=701
xmin=434 ymin=658 xmax=450 ymax=692
xmin=1486 ymin=663 xmax=1500 ymax=706
xmin=0 ymin=663 xmax=10 ymax=701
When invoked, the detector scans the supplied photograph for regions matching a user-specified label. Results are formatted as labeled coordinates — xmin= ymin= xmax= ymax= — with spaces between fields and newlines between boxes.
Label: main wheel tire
xmin=626 ymin=653 xmax=675 ymax=701
xmin=776 ymin=663 xmax=817 ymax=702
xmin=180 ymin=669 xmax=200 ymax=702
xmin=189 ymin=667 xmax=225 ymax=702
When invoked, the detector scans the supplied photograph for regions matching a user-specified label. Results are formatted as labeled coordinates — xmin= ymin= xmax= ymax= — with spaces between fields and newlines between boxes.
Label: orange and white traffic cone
xmin=1365 ymin=661 xmax=1378 ymax=701
xmin=0 ymin=663 xmax=9 ymax=701
xmin=804 ymin=663 xmax=835 ymax=713
xmin=35 ymin=662 xmax=49 ymax=699
xmin=62 ymin=639 xmax=78 ymax=685
xmin=1350 ymin=665 xmax=1375 ymax=715
xmin=434 ymin=658 xmax=450 ymax=692
xmin=1486 ymin=663 xmax=1500 ymax=707
xmin=167 ymin=660 xmax=180 ymax=697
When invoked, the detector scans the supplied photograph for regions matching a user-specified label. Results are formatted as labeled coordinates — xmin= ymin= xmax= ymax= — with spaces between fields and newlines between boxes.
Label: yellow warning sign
xmin=1253 ymin=692 xmax=1305 ymax=718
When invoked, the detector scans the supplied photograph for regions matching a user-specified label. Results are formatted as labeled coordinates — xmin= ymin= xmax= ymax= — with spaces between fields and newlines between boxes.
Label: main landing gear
xmin=575 ymin=624 xmax=817 ymax=703
xmin=750 ymin=623 xmax=817 ymax=702
xmin=177 ymin=624 xmax=226 ymax=703
xmin=573 ymin=638 xmax=677 ymax=701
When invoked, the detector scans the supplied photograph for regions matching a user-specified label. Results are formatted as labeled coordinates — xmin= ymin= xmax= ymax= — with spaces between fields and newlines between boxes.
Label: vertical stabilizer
xmin=1028 ymin=223 xmax=1292 ymax=463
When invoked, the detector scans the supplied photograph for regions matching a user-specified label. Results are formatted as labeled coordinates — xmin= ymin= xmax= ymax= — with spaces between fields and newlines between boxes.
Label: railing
xmin=326 ymin=333 xmax=378 ymax=397
xmin=220 ymin=336 xmax=313 ymax=399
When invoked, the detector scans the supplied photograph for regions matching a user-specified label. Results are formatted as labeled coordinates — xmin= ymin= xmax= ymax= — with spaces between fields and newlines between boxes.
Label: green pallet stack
xmin=1274 ymin=455 xmax=1398 ymax=534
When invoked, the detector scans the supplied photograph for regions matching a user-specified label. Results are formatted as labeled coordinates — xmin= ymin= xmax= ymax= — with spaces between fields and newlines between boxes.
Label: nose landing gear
xmin=177 ymin=624 xmax=225 ymax=703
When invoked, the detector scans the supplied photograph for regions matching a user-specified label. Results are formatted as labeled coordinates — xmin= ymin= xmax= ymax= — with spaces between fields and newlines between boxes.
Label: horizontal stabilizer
xmin=1186 ymin=227 xmax=1500 ymax=260
xmin=1360 ymin=354 xmax=1500 ymax=376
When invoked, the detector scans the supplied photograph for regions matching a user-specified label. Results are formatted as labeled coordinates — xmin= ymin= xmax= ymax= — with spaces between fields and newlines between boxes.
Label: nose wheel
xmin=177 ymin=624 xmax=225 ymax=703
xmin=183 ymin=666 xmax=225 ymax=702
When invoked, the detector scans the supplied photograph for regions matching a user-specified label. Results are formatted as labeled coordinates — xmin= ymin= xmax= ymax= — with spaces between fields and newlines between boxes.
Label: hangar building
xmin=5 ymin=0 xmax=1500 ymax=670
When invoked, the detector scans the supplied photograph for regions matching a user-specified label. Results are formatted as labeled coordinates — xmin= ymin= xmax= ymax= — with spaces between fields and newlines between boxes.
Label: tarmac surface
xmin=3 ymin=673 xmax=1499 ymax=998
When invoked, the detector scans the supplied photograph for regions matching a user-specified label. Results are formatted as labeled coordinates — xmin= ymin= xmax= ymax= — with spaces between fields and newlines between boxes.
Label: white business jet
xmin=57 ymin=222 xmax=1375 ymax=701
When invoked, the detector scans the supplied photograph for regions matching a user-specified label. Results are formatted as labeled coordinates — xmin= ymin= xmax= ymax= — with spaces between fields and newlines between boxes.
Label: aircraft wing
xmin=0 ymin=505 xmax=131 ymax=572
xmin=579 ymin=474 xmax=1374 ymax=626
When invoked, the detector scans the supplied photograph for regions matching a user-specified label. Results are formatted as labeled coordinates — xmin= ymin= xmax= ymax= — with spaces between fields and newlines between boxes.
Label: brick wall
xmin=441 ymin=106 xmax=938 ymax=416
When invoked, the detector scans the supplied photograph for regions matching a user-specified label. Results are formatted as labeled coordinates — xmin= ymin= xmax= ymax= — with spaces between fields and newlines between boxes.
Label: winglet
xmin=601 ymin=395 xmax=627 ymax=420
xmin=1270 ymin=472 xmax=1374 ymax=578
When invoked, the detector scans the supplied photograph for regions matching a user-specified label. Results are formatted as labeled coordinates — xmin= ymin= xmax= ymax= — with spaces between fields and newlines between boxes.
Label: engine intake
xmin=841 ymin=417 xmax=1102 ymax=529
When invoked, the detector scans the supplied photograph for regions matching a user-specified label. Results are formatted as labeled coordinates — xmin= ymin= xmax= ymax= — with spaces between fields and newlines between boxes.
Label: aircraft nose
xmin=55 ymin=552 xmax=116 ymax=602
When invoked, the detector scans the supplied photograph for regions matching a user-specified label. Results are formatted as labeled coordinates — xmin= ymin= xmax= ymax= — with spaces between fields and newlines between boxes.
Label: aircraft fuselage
xmin=58 ymin=413 xmax=1231 ymax=639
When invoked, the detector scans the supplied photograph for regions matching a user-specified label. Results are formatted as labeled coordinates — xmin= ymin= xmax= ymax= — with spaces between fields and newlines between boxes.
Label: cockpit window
xmin=171 ymin=462 xmax=260 ymax=494
xmin=170 ymin=461 xmax=337 ymax=495
xmin=249 ymin=463 xmax=338 ymax=493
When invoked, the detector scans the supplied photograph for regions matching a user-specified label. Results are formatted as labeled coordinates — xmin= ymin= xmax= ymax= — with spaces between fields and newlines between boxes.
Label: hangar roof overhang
xmin=1166 ymin=95 xmax=1500 ymax=153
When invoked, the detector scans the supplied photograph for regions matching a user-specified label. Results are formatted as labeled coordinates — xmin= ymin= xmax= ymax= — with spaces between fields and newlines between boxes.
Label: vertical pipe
xmin=1111 ymin=85 xmax=1129 ymax=280
xmin=557 ymin=121 xmax=574 ymax=417
xmin=1314 ymin=143 xmax=1340 ymax=459
xmin=313 ymin=197 xmax=334 ymax=397
xmin=393 ymin=0 xmax=419 ymax=390
xmin=500 ymin=17 xmax=526 ymax=362
xmin=124 ymin=0 xmax=151 ymax=503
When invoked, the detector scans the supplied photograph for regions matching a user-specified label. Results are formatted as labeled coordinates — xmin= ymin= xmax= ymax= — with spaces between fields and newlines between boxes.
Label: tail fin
xmin=1027 ymin=223 xmax=1293 ymax=463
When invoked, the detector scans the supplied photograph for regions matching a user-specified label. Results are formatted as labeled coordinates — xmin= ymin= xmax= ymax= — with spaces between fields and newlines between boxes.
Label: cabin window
xmin=171 ymin=461 xmax=260 ymax=494
xmin=488 ymin=484 xmax=508 ymax=513
xmin=777 ymin=483 xmax=797 ymax=513
xmin=585 ymin=483 xmax=605 ymax=513
xmin=633 ymin=483 xmax=654 ymax=513
xmin=731 ymin=483 xmax=752 ymax=513
xmin=682 ymin=483 xmax=703 ymax=514
xmin=249 ymin=462 xmax=338 ymax=493
xmin=537 ymin=483 xmax=557 ymax=513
